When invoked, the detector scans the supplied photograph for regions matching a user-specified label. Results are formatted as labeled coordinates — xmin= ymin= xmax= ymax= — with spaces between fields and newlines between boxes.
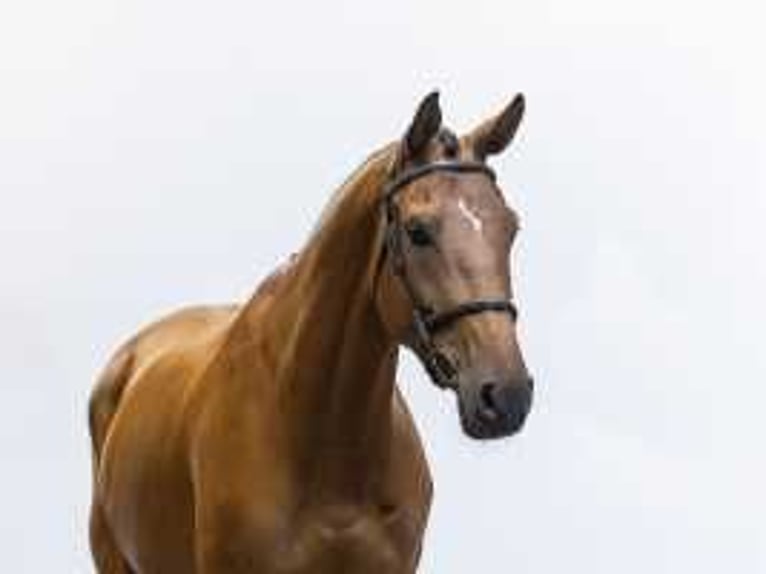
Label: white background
xmin=1 ymin=0 xmax=765 ymax=571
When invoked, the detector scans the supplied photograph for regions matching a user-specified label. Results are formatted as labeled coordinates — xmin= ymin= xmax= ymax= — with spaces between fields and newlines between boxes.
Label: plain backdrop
xmin=1 ymin=0 xmax=765 ymax=571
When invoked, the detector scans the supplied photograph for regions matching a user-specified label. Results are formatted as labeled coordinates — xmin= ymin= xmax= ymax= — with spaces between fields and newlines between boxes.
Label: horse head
xmin=376 ymin=92 xmax=533 ymax=440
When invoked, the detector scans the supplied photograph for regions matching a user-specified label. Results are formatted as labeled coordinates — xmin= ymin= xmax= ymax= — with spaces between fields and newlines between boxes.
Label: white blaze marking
xmin=457 ymin=198 xmax=483 ymax=233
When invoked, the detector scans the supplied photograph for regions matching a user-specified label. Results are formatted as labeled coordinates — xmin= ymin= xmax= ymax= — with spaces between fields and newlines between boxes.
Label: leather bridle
xmin=382 ymin=160 xmax=519 ymax=390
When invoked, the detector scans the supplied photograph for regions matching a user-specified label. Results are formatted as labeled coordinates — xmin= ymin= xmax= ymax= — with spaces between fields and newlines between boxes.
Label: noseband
xmin=382 ymin=160 xmax=519 ymax=390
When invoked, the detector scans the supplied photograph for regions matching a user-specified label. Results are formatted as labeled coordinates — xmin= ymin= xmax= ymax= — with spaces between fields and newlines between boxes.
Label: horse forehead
xmin=456 ymin=197 xmax=484 ymax=232
xmin=403 ymin=176 xmax=501 ymax=218
xmin=445 ymin=176 xmax=505 ymax=213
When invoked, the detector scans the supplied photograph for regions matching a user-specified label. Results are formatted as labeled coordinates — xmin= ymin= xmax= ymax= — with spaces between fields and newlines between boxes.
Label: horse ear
xmin=467 ymin=94 xmax=525 ymax=159
xmin=403 ymin=91 xmax=442 ymax=159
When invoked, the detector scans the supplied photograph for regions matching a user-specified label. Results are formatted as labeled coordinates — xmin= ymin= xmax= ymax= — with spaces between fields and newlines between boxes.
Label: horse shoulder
xmin=188 ymin=397 xmax=292 ymax=572
xmin=92 ymin=305 xmax=241 ymax=571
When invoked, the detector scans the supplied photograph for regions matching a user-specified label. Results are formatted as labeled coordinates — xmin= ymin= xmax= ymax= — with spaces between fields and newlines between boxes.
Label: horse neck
xmin=243 ymin=149 xmax=400 ymax=501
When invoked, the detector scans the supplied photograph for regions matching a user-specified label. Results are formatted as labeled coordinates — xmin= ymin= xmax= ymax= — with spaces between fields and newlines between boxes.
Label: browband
xmin=383 ymin=160 xmax=496 ymax=202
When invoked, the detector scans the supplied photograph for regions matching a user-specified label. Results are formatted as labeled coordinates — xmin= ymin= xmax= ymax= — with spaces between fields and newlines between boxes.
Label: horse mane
xmin=242 ymin=142 xmax=399 ymax=325
xmin=307 ymin=143 xmax=397 ymax=242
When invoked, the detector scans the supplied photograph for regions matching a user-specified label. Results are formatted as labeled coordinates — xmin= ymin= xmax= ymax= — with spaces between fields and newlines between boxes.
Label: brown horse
xmin=88 ymin=92 xmax=533 ymax=573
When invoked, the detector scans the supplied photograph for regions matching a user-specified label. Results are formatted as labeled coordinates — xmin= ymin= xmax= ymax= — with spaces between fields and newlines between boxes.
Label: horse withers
xmin=88 ymin=92 xmax=533 ymax=573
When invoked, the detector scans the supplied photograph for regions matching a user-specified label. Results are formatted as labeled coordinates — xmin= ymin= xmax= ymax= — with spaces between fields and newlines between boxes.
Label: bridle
xmin=382 ymin=160 xmax=519 ymax=390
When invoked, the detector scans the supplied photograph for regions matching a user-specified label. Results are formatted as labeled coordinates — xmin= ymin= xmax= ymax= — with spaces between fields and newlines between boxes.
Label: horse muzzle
xmin=457 ymin=377 xmax=534 ymax=439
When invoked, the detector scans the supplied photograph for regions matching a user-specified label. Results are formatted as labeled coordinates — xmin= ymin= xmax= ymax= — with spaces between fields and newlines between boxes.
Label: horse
xmin=88 ymin=91 xmax=533 ymax=574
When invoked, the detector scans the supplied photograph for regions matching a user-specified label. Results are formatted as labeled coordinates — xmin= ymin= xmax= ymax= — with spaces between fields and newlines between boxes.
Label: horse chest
xmin=272 ymin=506 xmax=421 ymax=574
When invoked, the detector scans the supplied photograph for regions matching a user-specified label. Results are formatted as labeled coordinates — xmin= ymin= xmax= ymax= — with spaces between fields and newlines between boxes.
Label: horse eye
xmin=405 ymin=220 xmax=434 ymax=247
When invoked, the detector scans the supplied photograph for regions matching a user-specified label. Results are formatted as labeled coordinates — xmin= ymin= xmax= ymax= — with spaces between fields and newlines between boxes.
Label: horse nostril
xmin=469 ymin=379 xmax=533 ymax=437
xmin=479 ymin=382 xmax=500 ymax=420
xmin=478 ymin=381 xmax=532 ymax=416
